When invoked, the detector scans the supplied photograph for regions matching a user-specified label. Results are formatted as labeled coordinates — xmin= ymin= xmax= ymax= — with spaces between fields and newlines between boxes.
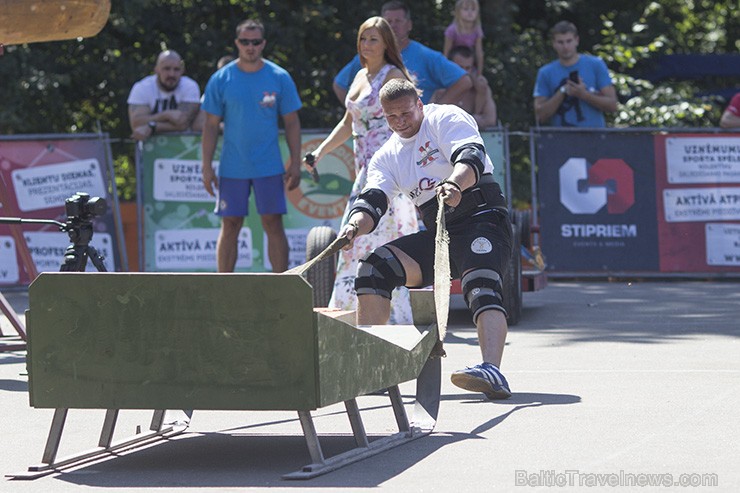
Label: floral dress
xmin=328 ymin=64 xmax=420 ymax=324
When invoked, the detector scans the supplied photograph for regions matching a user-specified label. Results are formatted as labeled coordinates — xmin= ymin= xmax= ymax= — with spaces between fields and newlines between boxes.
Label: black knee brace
xmin=461 ymin=268 xmax=506 ymax=323
xmin=354 ymin=246 xmax=406 ymax=299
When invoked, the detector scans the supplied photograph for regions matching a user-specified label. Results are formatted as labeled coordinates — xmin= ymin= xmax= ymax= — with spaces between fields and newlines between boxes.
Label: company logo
xmin=471 ymin=237 xmax=493 ymax=254
xmin=408 ymin=176 xmax=438 ymax=199
xmin=259 ymin=92 xmax=277 ymax=108
xmin=416 ymin=141 xmax=440 ymax=167
xmin=287 ymin=139 xmax=355 ymax=219
xmin=559 ymin=158 xmax=634 ymax=214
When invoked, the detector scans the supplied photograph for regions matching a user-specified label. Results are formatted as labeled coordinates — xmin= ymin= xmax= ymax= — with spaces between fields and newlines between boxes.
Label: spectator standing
xmin=533 ymin=21 xmax=617 ymax=127
xmin=201 ymin=19 xmax=302 ymax=273
xmin=304 ymin=17 xmax=419 ymax=324
xmin=442 ymin=0 xmax=484 ymax=75
xmin=719 ymin=92 xmax=740 ymax=129
xmin=432 ymin=46 xmax=497 ymax=128
xmin=332 ymin=1 xmax=472 ymax=106
xmin=127 ymin=50 xmax=201 ymax=141
xmin=337 ymin=78 xmax=514 ymax=400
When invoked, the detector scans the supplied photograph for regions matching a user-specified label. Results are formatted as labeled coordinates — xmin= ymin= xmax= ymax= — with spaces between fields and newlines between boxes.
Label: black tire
xmin=513 ymin=209 xmax=532 ymax=249
xmin=305 ymin=226 xmax=338 ymax=307
xmin=504 ymin=223 xmax=523 ymax=326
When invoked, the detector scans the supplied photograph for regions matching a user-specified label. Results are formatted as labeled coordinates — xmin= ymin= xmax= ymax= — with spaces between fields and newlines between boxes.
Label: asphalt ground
xmin=1 ymin=281 xmax=738 ymax=492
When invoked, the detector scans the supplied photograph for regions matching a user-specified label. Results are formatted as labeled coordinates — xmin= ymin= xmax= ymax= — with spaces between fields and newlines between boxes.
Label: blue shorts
xmin=214 ymin=174 xmax=287 ymax=217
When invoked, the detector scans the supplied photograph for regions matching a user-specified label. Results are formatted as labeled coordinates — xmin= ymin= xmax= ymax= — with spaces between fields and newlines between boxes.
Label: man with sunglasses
xmin=127 ymin=50 xmax=201 ymax=141
xmin=201 ymin=19 xmax=303 ymax=273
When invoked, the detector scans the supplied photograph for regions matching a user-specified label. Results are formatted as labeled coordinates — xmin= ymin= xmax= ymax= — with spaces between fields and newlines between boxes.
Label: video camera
xmin=64 ymin=192 xmax=107 ymax=221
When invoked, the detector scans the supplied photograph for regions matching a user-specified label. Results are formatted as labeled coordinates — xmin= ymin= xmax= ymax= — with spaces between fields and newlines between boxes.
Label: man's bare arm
xmin=282 ymin=110 xmax=302 ymax=191
xmin=571 ymin=83 xmax=618 ymax=113
xmin=128 ymin=104 xmax=153 ymax=131
xmin=474 ymin=86 xmax=498 ymax=128
xmin=201 ymin=112 xmax=221 ymax=197
xmin=435 ymin=75 xmax=473 ymax=105
xmin=332 ymin=81 xmax=348 ymax=107
xmin=534 ymin=92 xmax=566 ymax=124
xmin=720 ymin=110 xmax=740 ymax=129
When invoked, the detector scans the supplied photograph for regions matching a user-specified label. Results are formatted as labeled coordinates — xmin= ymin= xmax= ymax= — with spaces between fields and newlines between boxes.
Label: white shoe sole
xmin=451 ymin=372 xmax=511 ymax=400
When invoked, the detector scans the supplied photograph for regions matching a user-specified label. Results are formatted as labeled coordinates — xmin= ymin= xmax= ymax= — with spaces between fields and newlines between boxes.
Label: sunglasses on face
xmin=237 ymin=38 xmax=263 ymax=46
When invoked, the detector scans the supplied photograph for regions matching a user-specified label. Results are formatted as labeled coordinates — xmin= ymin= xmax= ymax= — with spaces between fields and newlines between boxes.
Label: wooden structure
xmin=1 ymin=0 xmax=111 ymax=46
xmin=11 ymin=272 xmax=441 ymax=479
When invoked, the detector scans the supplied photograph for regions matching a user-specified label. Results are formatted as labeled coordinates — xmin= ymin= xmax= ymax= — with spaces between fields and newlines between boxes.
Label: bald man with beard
xmin=127 ymin=50 xmax=201 ymax=141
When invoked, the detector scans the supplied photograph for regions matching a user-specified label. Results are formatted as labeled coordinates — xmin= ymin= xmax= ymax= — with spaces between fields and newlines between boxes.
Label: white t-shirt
xmin=126 ymin=75 xmax=201 ymax=113
xmin=365 ymin=103 xmax=494 ymax=207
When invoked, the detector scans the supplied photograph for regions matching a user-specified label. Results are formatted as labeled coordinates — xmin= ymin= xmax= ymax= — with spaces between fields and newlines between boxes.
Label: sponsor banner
xmin=705 ymin=223 xmax=740 ymax=266
xmin=12 ymin=159 xmax=107 ymax=212
xmin=140 ymin=133 xmax=356 ymax=272
xmin=154 ymin=227 xmax=251 ymax=270
xmin=0 ymin=135 xmax=121 ymax=285
xmin=23 ymin=231 xmax=115 ymax=272
xmin=537 ymin=130 xmax=659 ymax=272
xmin=663 ymin=187 xmax=740 ymax=222
xmin=665 ymin=136 xmax=740 ymax=184
xmin=139 ymin=131 xmax=509 ymax=272
xmin=655 ymin=133 xmax=740 ymax=272
xmin=153 ymin=158 xmax=218 ymax=202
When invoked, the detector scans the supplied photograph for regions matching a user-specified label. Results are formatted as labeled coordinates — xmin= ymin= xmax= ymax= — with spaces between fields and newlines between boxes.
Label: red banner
xmin=654 ymin=133 xmax=740 ymax=272
xmin=0 ymin=135 xmax=121 ymax=286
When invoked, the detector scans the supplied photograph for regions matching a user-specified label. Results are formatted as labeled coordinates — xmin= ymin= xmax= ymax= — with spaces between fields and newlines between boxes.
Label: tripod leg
xmin=59 ymin=244 xmax=89 ymax=272
xmin=87 ymin=246 xmax=108 ymax=272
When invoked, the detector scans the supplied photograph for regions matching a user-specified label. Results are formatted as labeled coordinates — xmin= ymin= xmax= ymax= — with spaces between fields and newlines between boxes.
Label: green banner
xmin=139 ymin=132 xmax=355 ymax=271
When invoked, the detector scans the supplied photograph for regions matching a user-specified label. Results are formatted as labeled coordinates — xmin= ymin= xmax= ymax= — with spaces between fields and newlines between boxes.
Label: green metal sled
xmin=12 ymin=272 xmax=441 ymax=479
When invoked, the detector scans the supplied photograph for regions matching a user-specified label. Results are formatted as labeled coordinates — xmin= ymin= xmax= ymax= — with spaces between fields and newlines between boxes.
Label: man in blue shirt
xmin=332 ymin=1 xmax=472 ymax=105
xmin=533 ymin=21 xmax=617 ymax=127
xmin=201 ymin=19 xmax=302 ymax=273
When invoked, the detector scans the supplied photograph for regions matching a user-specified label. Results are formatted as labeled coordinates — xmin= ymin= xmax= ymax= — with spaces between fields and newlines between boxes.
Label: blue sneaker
xmin=451 ymin=362 xmax=511 ymax=400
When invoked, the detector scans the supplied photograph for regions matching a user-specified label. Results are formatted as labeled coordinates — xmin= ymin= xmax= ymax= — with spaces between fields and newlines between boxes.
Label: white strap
xmin=433 ymin=194 xmax=451 ymax=344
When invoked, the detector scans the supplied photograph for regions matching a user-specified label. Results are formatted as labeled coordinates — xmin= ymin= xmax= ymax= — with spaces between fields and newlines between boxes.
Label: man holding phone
xmin=533 ymin=21 xmax=617 ymax=127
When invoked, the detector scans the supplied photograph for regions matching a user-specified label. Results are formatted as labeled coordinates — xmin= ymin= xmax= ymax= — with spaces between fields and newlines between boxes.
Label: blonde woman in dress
xmin=304 ymin=16 xmax=419 ymax=323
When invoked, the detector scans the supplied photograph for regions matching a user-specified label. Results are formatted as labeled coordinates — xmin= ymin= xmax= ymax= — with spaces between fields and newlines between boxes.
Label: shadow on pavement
xmin=449 ymin=282 xmax=740 ymax=345
xmin=0 ymin=353 xmax=26 ymax=366
xmin=0 ymin=378 xmax=28 ymax=392
xmin=48 ymin=392 xmax=579 ymax=488
xmin=52 ymin=432 xmax=466 ymax=488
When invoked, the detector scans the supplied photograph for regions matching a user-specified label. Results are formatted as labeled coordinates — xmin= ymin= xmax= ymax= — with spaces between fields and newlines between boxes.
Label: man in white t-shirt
xmin=127 ymin=50 xmax=201 ymax=141
xmin=316 ymin=78 xmax=514 ymax=400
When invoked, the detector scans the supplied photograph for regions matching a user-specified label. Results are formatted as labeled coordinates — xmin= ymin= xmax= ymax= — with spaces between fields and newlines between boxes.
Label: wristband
xmin=439 ymin=179 xmax=462 ymax=193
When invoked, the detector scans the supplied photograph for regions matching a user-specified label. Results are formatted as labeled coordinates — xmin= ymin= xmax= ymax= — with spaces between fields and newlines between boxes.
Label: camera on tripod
xmin=0 ymin=192 xmax=110 ymax=273
xmin=65 ymin=192 xmax=107 ymax=221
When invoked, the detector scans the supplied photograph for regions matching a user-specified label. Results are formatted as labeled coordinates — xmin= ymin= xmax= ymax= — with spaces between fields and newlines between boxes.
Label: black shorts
xmin=387 ymin=209 xmax=513 ymax=288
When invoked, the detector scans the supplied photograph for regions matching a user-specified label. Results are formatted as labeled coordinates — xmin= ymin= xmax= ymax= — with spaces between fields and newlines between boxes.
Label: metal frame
xmin=284 ymin=357 xmax=441 ymax=480
xmin=8 ymin=408 xmax=185 ymax=480
xmin=8 ymin=356 xmax=441 ymax=481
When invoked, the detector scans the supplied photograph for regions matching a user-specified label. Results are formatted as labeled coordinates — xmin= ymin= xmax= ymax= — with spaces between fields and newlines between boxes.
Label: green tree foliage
xmin=1 ymin=0 xmax=736 ymax=202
